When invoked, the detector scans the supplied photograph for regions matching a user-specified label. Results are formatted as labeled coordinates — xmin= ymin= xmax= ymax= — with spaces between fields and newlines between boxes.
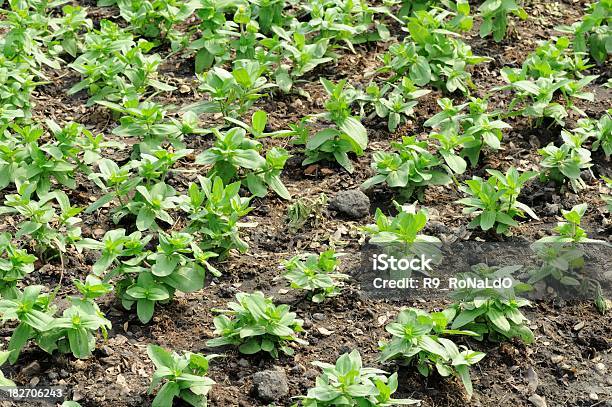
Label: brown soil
xmin=1 ymin=1 xmax=611 ymax=407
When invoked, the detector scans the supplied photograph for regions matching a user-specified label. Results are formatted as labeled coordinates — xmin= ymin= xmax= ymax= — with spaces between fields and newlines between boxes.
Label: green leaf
xmin=147 ymin=344 xmax=175 ymax=369
xmin=137 ymin=299 xmax=155 ymax=324
xmin=152 ymin=381 xmax=180 ymax=407
xmin=252 ymin=111 xmax=267 ymax=135
xmin=479 ymin=210 xmax=497 ymax=230
xmin=8 ymin=323 xmax=32 ymax=363
xmin=339 ymin=117 xmax=368 ymax=152
xmin=68 ymin=327 xmax=92 ymax=358
xmin=238 ymin=339 xmax=261 ymax=354
xmin=487 ymin=308 xmax=511 ymax=332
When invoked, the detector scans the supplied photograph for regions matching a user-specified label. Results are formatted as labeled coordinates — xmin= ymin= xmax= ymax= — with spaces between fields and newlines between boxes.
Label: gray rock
xmin=252 ymin=369 xmax=289 ymax=402
xmin=329 ymin=190 xmax=370 ymax=218
xmin=237 ymin=358 xmax=250 ymax=368
xmin=312 ymin=313 xmax=325 ymax=321
xmin=529 ymin=394 xmax=547 ymax=407
xmin=21 ymin=361 xmax=41 ymax=377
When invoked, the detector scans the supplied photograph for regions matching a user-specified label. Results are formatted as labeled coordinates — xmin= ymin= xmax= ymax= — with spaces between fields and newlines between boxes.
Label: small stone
xmin=573 ymin=321 xmax=585 ymax=331
xmin=526 ymin=367 xmax=539 ymax=394
xmin=589 ymin=392 xmax=599 ymax=401
xmin=594 ymin=362 xmax=606 ymax=374
xmin=74 ymin=360 xmax=87 ymax=370
xmin=529 ymin=394 xmax=547 ymax=407
xmin=252 ymin=369 xmax=289 ymax=402
xmin=21 ymin=361 xmax=41 ymax=377
xmin=312 ymin=313 xmax=325 ymax=321
xmin=328 ymin=190 xmax=370 ymax=219
xmin=550 ymin=355 xmax=564 ymax=364
xmin=317 ymin=327 xmax=334 ymax=336
xmin=237 ymin=359 xmax=250 ymax=368
xmin=47 ymin=371 xmax=58 ymax=380
xmin=60 ymin=369 xmax=69 ymax=378
xmin=543 ymin=203 xmax=559 ymax=216
xmin=304 ymin=369 xmax=318 ymax=379
xmin=29 ymin=376 xmax=40 ymax=386
xmin=302 ymin=318 xmax=313 ymax=329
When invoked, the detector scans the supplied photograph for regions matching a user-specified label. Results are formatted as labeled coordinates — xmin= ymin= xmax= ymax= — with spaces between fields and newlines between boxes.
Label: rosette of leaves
xmin=301 ymin=79 xmax=368 ymax=174
xmin=0 ymin=233 xmax=36 ymax=298
xmin=116 ymin=231 xmax=217 ymax=323
xmin=361 ymin=136 xmax=450 ymax=201
xmin=207 ymin=291 xmax=306 ymax=357
xmin=38 ymin=289 xmax=112 ymax=359
xmin=538 ymin=132 xmax=592 ymax=192
xmin=0 ymin=182 xmax=84 ymax=255
xmin=112 ymin=181 xmax=181 ymax=231
xmin=186 ymin=60 xmax=275 ymax=118
xmin=478 ymin=0 xmax=528 ymax=42
xmin=195 ymin=126 xmax=291 ymax=199
xmin=147 ymin=344 xmax=216 ymax=407
xmin=362 ymin=203 xmax=442 ymax=275
xmin=299 ymin=350 xmax=420 ymax=406
xmin=449 ymin=263 xmax=534 ymax=343
xmin=380 ymin=6 xmax=487 ymax=94
xmin=379 ymin=308 xmax=484 ymax=398
xmin=529 ymin=203 xmax=610 ymax=285
xmin=456 ymin=167 xmax=538 ymax=235
xmin=282 ymin=249 xmax=349 ymax=302
xmin=556 ymin=0 xmax=611 ymax=64
xmin=181 ymin=175 xmax=253 ymax=255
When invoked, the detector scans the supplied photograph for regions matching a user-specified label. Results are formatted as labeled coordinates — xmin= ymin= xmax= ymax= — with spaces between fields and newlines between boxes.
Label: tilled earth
xmin=0 ymin=0 xmax=611 ymax=406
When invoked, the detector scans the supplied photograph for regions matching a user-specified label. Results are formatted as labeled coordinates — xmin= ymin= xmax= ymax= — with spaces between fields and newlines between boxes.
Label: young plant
xmin=449 ymin=263 xmax=534 ymax=343
xmin=498 ymin=69 xmax=597 ymax=126
xmin=68 ymin=20 xmax=174 ymax=105
xmin=112 ymin=181 xmax=180 ymax=231
xmin=0 ymin=233 xmax=36 ymax=298
xmin=107 ymin=231 xmax=215 ymax=323
xmin=186 ymin=60 xmax=275 ymax=118
xmin=356 ymin=78 xmax=430 ymax=132
xmin=98 ymin=99 xmax=205 ymax=155
xmin=75 ymin=228 xmax=151 ymax=276
xmin=380 ymin=7 xmax=488 ymax=94
xmin=147 ymin=344 xmax=216 ymax=407
xmin=207 ymin=291 xmax=306 ymax=357
xmin=115 ymin=0 xmax=199 ymax=40
xmin=0 ymin=285 xmax=54 ymax=363
xmin=299 ymin=350 xmax=420 ymax=406
xmin=282 ymin=249 xmax=348 ymax=302
xmin=529 ymin=204 xmax=610 ymax=305
xmin=180 ymin=176 xmax=253 ymax=255
xmin=0 ymin=182 xmax=84 ymax=255
xmin=195 ymin=127 xmax=291 ymax=199
xmin=379 ymin=308 xmax=485 ymax=398
xmin=556 ymin=0 xmax=612 ymax=64
xmin=456 ymin=167 xmax=538 ymax=235
xmin=478 ymin=0 xmax=527 ymax=42
xmin=38 ymin=287 xmax=112 ymax=359
xmin=361 ymin=136 xmax=450 ymax=201
xmin=300 ymin=79 xmax=368 ymax=174
xmin=589 ymin=110 xmax=611 ymax=158
xmin=363 ymin=203 xmax=441 ymax=249
xmin=538 ymin=133 xmax=592 ymax=192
